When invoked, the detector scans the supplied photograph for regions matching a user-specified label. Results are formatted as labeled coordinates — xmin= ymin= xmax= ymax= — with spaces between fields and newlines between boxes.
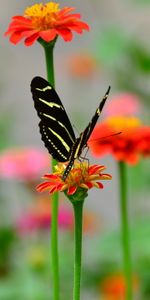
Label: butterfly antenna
xmin=88 ymin=132 xmax=122 ymax=143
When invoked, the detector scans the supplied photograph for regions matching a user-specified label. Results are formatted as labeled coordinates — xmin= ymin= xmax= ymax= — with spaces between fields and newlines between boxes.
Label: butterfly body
xmin=31 ymin=76 xmax=110 ymax=181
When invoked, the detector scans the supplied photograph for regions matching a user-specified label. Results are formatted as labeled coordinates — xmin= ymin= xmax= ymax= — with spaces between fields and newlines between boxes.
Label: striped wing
xmin=78 ymin=86 xmax=111 ymax=150
xmin=31 ymin=76 xmax=76 ymax=162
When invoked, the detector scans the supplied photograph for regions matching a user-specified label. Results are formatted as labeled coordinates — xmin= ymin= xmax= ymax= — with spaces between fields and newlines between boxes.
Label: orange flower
xmin=4 ymin=2 xmax=89 ymax=46
xmin=67 ymin=52 xmax=97 ymax=79
xmin=89 ymin=116 xmax=150 ymax=165
xmin=37 ymin=161 xmax=111 ymax=196
xmin=100 ymin=273 xmax=139 ymax=300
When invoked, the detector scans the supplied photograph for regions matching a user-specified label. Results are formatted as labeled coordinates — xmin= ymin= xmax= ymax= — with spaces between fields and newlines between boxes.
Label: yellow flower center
xmin=106 ymin=116 xmax=141 ymax=132
xmin=55 ymin=161 xmax=89 ymax=186
xmin=24 ymin=2 xmax=60 ymax=30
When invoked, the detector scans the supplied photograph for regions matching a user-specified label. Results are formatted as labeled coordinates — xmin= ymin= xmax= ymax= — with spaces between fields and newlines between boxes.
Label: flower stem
xmin=42 ymin=41 xmax=59 ymax=300
xmin=43 ymin=42 xmax=55 ymax=85
xmin=72 ymin=199 xmax=84 ymax=300
xmin=118 ymin=161 xmax=133 ymax=300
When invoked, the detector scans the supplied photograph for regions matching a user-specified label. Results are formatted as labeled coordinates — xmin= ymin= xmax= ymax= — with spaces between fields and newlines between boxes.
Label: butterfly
xmin=31 ymin=76 xmax=110 ymax=181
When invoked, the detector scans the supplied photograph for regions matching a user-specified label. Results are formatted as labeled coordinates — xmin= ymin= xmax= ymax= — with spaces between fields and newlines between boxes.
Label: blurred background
xmin=1 ymin=0 xmax=150 ymax=299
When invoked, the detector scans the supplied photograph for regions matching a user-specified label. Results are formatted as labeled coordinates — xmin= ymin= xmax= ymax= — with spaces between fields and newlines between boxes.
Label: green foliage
xmin=93 ymin=28 xmax=128 ymax=66
xmin=93 ymin=26 xmax=150 ymax=109
xmin=0 ymin=227 xmax=16 ymax=266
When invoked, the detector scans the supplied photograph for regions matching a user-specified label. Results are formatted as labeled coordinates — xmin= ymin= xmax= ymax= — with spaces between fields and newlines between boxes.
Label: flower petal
xmin=43 ymin=174 xmax=57 ymax=179
xmin=24 ymin=32 xmax=39 ymax=46
xmin=67 ymin=186 xmax=77 ymax=195
xmin=58 ymin=7 xmax=76 ymax=17
xmin=80 ymin=183 xmax=89 ymax=189
xmin=89 ymin=165 xmax=105 ymax=175
xmin=39 ymin=29 xmax=57 ymax=42
xmin=93 ymin=182 xmax=104 ymax=189
xmin=84 ymin=181 xmax=93 ymax=189
xmin=100 ymin=173 xmax=112 ymax=180
xmin=56 ymin=28 xmax=73 ymax=41
xmin=37 ymin=182 xmax=53 ymax=192
xmin=49 ymin=186 xmax=58 ymax=193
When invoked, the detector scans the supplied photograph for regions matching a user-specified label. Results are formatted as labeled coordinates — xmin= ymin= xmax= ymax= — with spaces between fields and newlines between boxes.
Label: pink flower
xmin=0 ymin=147 xmax=49 ymax=181
xmin=104 ymin=92 xmax=141 ymax=118
xmin=16 ymin=205 xmax=73 ymax=234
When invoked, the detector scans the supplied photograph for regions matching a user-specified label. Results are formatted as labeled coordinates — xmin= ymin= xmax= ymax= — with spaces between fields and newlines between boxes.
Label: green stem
xmin=43 ymin=42 xmax=55 ymax=86
xmin=72 ymin=200 xmax=84 ymax=300
xmin=42 ymin=41 xmax=59 ymax=300
xmin=118 ymin=161 xmax=133 ymax=300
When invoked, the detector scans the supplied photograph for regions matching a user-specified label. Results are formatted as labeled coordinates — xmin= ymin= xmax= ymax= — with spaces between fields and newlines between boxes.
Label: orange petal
xmin=58 ymin=7 xmax=76 ymax=17
xmin=43 ymin=174 xmax=59 ymax=180
xmin=39 ymin=29 xmax=57 ymax=42
xmin=99 ymin=173 xmax=112 ymax=180
xmin=89 ymin=165 xmax=105 ymax=175
xmin=80 ymin=183 xmax=89 ymax=189
xmin=93 ymin=182 xmax=104 ymax=189
xmin=37 ymin=182 xmax=53 ymax=192
xmin=61 ymin=184 xmax=68 ymax=191
xmin=57 ymin=28 xmax=73 ymax=41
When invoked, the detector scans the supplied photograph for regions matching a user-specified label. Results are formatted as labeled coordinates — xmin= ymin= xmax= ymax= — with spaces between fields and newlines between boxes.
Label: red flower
xmin=136 ymin=126 xmax=150 ymax=157
xmin=89 ymin=117 xmax=150 ymax=165
xmin=37 ymin=161 xmax=112 ymax=196
xmin=4 ymin=2 xmax=89 ymax=46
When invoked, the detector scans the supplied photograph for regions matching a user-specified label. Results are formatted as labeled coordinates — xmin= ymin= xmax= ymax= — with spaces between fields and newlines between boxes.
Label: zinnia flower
xmin=37 ymin=161 xmax=112 ymax=197
xmin=89 ymin=116 xmax=150 ymax=164
xmin=5 ymin=2 xmax=89 ymax=46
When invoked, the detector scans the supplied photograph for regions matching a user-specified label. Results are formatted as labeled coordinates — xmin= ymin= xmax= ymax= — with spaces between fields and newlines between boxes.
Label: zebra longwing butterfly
xmin=31 ymin=76 xmax=110 ymax=180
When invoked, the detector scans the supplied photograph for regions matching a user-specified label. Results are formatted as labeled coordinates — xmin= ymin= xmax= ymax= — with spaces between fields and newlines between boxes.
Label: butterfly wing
xmin=75 ymin=86 xmax=111 ymax=156
xmin=62 ymin=86 xmax=111 ymax=180
xmin=31 ymin=76 xmax=76 ymax=162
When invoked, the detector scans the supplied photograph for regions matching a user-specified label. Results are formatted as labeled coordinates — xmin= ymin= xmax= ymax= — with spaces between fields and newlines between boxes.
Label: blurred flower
xmin=100 ymin=273 xmax=139 ymax=300
xmin=0 ymin=147 xmax=49 ymax=181
xmin=104 ymin=92 xmax=141 ymax=117
xmin=37 ymin=161 xmax=112 ymax=196
xmin=67 ymin=52 xmax=97 ymax=79
xmin=89 ymin=116 xmax=150 ymax=164
xmin=5 ymin=2 xmax=89 ymax=46
xmin=27 ymin=246 xmax=47 ymax=271
xmin=16 ymin=197 xmax=74 ymax=234
xmin=82 ymin=210 xmax=99 ymax=234
xmin=136 ymin=126 xmax=150 ymax=157
xmin=17 ymin=196 xmax=97 ymax=234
